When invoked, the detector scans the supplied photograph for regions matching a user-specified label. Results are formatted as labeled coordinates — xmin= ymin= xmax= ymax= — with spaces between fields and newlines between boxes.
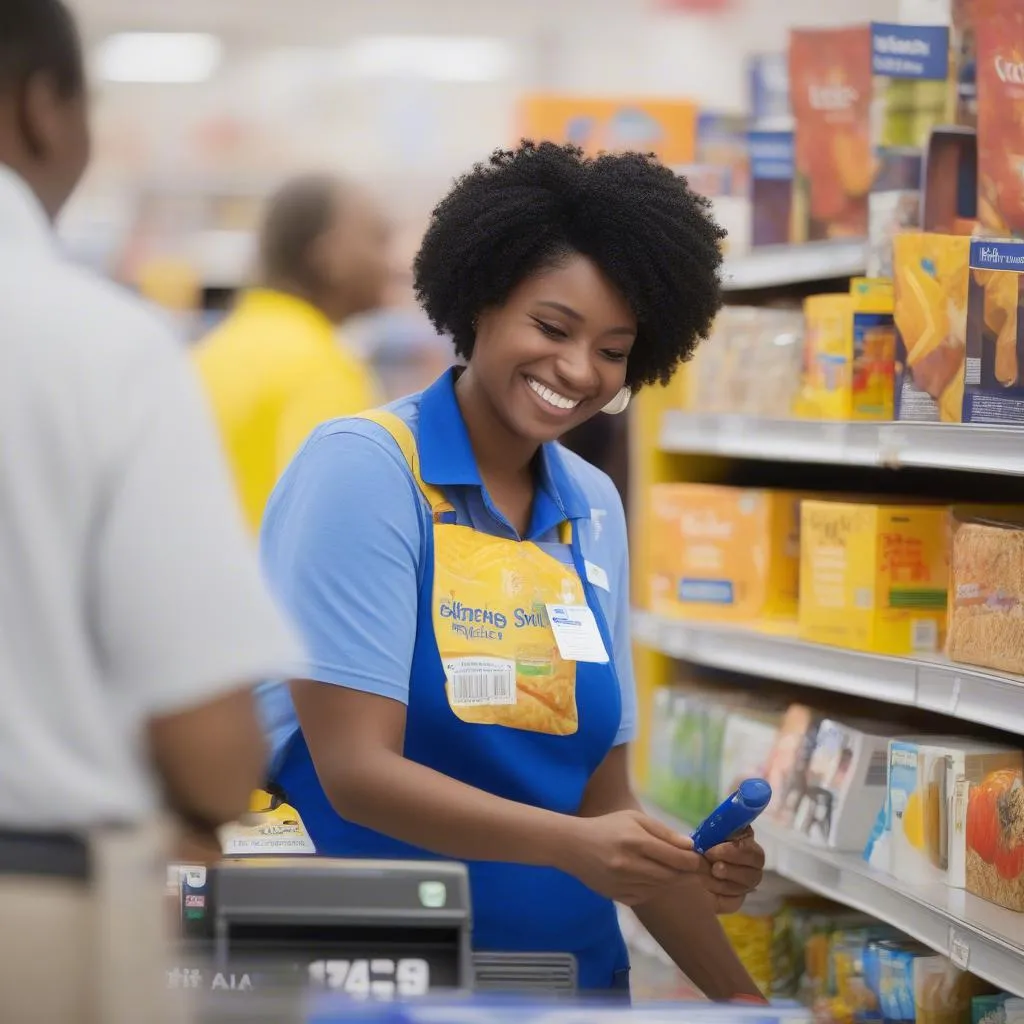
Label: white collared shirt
xmin=0 ymin=167 xmax=302 ymax=829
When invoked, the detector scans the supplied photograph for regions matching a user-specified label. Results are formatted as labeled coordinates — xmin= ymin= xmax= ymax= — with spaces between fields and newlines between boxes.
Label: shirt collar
xmin=418 ymin=369 xmax=590 ymax=525
xmin=0 ymin=166 xmax=54 ymax=250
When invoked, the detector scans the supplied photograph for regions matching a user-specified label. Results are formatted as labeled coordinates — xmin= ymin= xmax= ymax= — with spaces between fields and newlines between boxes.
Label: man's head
xmin=259 ymin=174 xmax=392 ymax=325
xmin=0 ymin=0 xmax=90 ymax=220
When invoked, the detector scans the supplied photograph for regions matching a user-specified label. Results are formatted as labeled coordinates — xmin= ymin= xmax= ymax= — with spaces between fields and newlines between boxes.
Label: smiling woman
xmin=258 ymin=140 xmax=766 ymax=1001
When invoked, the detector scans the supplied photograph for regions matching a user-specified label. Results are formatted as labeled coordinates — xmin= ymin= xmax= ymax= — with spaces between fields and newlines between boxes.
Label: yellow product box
xmin=649 ymin=484 xmax=803 ymax=627
xmin=797 ymin=278 xmax=896 ymax=421
xmin=798 ymin=500 xmax=949 ymax=656
xmin=892 ymin=232 xmax=971 ymax=423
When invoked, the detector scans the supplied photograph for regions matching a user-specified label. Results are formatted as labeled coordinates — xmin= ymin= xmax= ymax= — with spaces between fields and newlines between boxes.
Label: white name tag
xmin=585 ymin=560 xmax=610 ymax=591
xmin=545 ymin=604 xmax=610 ymax=664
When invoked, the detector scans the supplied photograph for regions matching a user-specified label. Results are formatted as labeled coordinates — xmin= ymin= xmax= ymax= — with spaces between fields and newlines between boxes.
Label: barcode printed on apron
xmin=444 ymin=658 xmax=517 ymax=707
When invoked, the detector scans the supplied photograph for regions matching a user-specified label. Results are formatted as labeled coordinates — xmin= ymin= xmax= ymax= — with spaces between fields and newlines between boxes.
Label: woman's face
xmin=470 ymin=255 xmax=637 ymax=444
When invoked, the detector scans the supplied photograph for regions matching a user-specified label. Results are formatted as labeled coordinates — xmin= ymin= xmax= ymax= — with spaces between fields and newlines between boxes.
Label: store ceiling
xmin=68 ymin=0 xmax=643 ymax=46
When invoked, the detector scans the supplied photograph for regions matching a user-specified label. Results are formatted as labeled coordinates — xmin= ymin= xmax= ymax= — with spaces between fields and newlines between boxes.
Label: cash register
xmin=170 ymin=857 xmax=577 ymax=1001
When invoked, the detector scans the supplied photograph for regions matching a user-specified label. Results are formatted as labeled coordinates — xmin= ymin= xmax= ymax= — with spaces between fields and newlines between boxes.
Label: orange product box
xmin=789 ymin=25 xmax=874 ymax=242
xmin=648 ymin=484 xmax=803 ymax=627
xmin=976 ymin=0 xmax=1024 ymax=237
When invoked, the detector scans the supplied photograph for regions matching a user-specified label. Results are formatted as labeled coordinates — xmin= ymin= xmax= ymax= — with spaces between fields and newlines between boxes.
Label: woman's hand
xmin=701 ymin=828 xmax=766 ymax=914
xmin=561 ymin=809 xmax=707 ymax=906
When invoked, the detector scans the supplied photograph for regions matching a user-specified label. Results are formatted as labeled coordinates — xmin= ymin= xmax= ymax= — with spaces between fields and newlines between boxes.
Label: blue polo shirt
xmin=258 ymin=369 xmax=636 ymax=763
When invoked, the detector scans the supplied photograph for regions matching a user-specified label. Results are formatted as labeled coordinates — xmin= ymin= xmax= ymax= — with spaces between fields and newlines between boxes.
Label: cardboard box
xmin=764 ymin=704 xmax=821 ymax=826
xmin=649 ymin=485 xmax=804 ymax=627
xmin=688 ymin=306 xmax=804 ymax=418
xmin=948 ymin=516 xmax=1024 ymax=675
xmin=790 ymin=719 xmax=891 ymax=851
xmin=789 ymin=26 xmax=873 ymax=242
xmin=797 ymin=279 xmax=896 ymax=421
xmin=720 ymin=708 xmax=783 ymax=801
xmin=963 ymin=239 xmax=1024 ymax=424
xmin=749 ymin=130 xmax=796 ymax=247
xmin=976 ymin=0 xmax=1024 ymax=237
xmin=868 ymin=148 xmax=923 ymax=279
xmin=798 ymin=500 xmax=950 ymax=656
xmin=922 ymin=126 xmax=978 ymax=234
xmin=953 ymin=764 xmax=1024 ymax=912
xmin=893 ymin=232 xmax=971 ymax=422
xmin=889 ymin=737 xmax=1021 ymax=887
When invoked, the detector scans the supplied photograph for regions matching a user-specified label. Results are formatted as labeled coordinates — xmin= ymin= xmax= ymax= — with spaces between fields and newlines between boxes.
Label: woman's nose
xmin=554 ymin=341 xmax=601 ymax=393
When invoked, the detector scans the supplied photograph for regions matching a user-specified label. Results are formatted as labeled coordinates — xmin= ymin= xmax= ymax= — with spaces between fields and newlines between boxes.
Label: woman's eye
xmin=602 ymin=349 xmax=627 ymax=362
xmin=533 ymin=319 xmax=566 ymax=339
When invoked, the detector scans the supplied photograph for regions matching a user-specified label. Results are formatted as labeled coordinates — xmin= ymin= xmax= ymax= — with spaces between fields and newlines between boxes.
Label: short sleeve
xmin=91 ymin=344 xmax=302 ymax=717
xmin=261 ymin=426 xmax=423 ymax=704
xmin=607 ymin=492 xmax=637 ymax=747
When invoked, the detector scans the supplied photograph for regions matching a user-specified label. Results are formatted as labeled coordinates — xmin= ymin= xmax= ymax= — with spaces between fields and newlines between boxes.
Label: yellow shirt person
xmin=195 ymin=174 xmax=391 ymax=533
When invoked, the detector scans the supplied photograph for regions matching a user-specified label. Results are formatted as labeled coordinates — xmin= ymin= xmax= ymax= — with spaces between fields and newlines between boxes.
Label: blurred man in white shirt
xmin=0 ymin=2 xmax=302 ymax=1021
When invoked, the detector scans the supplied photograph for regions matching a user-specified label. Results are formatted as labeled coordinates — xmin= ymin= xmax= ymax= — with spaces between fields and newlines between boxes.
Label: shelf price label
xmin=948 ymin=927 xmax=971 ymax=970
xmin=308 ymin=958 xmax=430 ymax=1000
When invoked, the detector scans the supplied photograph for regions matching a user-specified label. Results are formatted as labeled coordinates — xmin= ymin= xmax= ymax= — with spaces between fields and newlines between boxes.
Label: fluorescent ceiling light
xmin=340 ymin=35 xmax=515 ymax=83
xmin=96 ymin=32 xmax=223 ymax=84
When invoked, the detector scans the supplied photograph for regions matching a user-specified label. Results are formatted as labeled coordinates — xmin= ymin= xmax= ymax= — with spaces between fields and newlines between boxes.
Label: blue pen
xmin=691 ymin=779 xmax=772 ymax=854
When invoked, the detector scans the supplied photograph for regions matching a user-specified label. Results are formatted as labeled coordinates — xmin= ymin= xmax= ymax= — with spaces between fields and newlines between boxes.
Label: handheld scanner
xmin=691 ymin=779 xmax=772 ymax=855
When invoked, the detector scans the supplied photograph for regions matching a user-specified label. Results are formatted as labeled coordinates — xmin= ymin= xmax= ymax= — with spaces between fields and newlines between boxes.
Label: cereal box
xmin=648 ymin=484 xmax=804 ymax=628
xmin=868 ymin=148 xmax=923 ymax=279
xmin=789 ymin=26 xmax=874 ymax=242
xmin=976 ymin=0 xmax=1024 ymax=237
xmin=749 ymin=130 xmax=795 ymax=247
xmin=962 ymin=239 xmax=1024 ymax=424
xmin=798 ymin=500 xmax=949 ymax=656
xmin=797 ymin=279 xmax=896 ymax=420
xmin=948 ymin=516 xmax=1024 ymax=675
xmin=893 ymin=232 xmax=971 ymax=422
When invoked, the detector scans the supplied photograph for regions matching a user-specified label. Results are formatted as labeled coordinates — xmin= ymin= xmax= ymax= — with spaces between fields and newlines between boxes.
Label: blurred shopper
xmin=259 ymin=142 xmax=766 ymax=1000
xmin=0 ymin=3 xmax=299 ymax=1022
xmin=195 ymin=174 xmax=390 ymax=533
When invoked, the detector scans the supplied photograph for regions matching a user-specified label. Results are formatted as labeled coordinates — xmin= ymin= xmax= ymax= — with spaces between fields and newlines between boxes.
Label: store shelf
xmin=632 ymin=611 xmax=1024 ymax=738
xmin=659 ymin=411 xmax=1024 ymax=477
xmin=721 ymin=239 xmax=866 ymax=292
xmin=644 ymin=802 xmax=1024 ymax=998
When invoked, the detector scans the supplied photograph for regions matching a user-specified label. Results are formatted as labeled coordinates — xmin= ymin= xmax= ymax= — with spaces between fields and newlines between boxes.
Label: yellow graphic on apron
xmin=357 ymin=408 xmax=583 ymax=737
xmin=434 ymin=523 xmax=583 ymax=735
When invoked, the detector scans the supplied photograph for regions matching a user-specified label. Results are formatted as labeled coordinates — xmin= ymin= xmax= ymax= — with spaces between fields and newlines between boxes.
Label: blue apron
xmin=274 ymin=411 xmax=629 ymax=990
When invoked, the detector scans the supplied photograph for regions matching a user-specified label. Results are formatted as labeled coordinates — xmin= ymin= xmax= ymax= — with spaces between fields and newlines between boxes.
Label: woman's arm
xmin=291 ymin=682 xmax=704 ymax=906
xmin=578 ymin=746 xmax=765 ymax=1001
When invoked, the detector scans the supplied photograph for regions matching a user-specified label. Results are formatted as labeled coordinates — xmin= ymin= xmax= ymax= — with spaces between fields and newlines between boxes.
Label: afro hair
xmin=413 ymin=140 xmax=727 ymax=390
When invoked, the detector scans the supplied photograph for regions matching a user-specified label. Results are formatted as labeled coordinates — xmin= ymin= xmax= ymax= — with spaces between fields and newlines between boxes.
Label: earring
xmin=602 ymin=387 xmax=632 ymax=415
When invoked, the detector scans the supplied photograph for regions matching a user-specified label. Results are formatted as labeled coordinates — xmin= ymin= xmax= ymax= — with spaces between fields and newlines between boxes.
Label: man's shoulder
xmin=2 ymin=253 xmax=181 ymax=359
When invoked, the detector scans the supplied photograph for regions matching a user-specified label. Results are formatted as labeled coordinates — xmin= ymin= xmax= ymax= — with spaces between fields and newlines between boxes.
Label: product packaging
xmin=789 ymin=26 xmax=874 ymax=242
xmin=748 ymin=51 xmax=792 ymax=127
xmin=974 ymin=994 xmax=1018 ymax=1024
xmin=922 ymin=126 xmax=978 ymax=234
xmin=797 ymin=279 xmax=896 ymax=420
xmin=798 ymin=500 xmax=949 ymax=656
xmin=976 ymin=0 xmax=1024 ymax=238
xmin=648 ymin=484 xmax=804 ymax=629
xmin=688 ymin=307 xmax=804 ymax=418
xmin=790 ymin=719 xmax=891 ymax=851
xmin=720 ymin=708 xmax=784 ymax=801
xmin=888 ymin=738 xmax=1022 ymax=887
xmin=957 ymin=766 xmax=1024 ymax=912
xmin=764 ymin=705 xmax=822 ymax=826
xmin=963 ymin=240 xmax=1024 ymax=424
xmin=947 ymin=516 xmax=1024 ymax=675
xmin=750 ymin=131 xmax=796 ymax=247
xmin=892 ymin=232 xmax=971 ymax=422
xmin=868 ymin=22 xmax=952 ymax=276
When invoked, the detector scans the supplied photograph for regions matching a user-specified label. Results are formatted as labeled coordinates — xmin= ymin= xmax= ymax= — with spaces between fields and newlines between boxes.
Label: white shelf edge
xmin=721 ymin=240 xmax=866 ymax=292
xmin=632 ymin=611 xmax=1024 ymax=738
xmin=659 ymin=412 xmax=1024 ymax=478
xmin=643 ymin=803 xmax=1024 ymax=998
